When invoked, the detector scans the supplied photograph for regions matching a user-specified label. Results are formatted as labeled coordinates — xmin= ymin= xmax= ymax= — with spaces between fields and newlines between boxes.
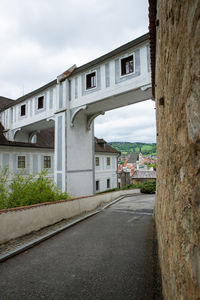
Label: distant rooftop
xmin=132 ymin=170 xmax=156 ymax=179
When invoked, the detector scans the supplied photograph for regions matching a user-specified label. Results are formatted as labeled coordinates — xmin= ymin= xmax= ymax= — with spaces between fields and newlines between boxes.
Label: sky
xmin=0 ymin=0 xmax=156 ymax=143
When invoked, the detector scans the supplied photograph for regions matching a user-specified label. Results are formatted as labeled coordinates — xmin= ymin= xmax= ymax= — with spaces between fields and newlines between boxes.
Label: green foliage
xmin=109 ymin=142 xmax=157 ymax=156
xmin=0 ymin=168 xmax=70 ymax=210
xmin=97 ymin=183 xmax=142 ymax=194
xmin=0 ymin=166 xmax=9 ymax=210
xmin=145 ymin=162 xmax=157 ymax=169
xmin=97 ymin=182 xmax=156 ymax=195
xmin=140 ymin=181 xmax=156 ymax=194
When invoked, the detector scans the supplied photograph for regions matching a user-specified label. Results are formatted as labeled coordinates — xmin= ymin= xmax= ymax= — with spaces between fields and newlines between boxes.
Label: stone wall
xmin=155 ymin=0 xmax=200 ymax=299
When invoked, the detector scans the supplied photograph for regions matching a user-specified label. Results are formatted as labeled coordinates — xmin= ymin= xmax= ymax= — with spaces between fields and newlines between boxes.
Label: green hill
xmin=108 ymin=142 xmax=156 ymax=156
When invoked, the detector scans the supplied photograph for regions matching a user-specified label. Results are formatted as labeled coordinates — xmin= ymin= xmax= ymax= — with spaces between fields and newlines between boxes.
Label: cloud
xmin=0 ymin=0 xmax=153 ymax=143
xmin=94 ymin=100 xmax=156 ymax=143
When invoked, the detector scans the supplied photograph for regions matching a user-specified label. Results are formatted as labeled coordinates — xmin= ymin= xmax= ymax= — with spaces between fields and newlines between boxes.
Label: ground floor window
xmin=107 ymin=179 xmax=110 ymax=189
xmin=44 ymin=156 xmax=51 ymax=168
xmin=18 ymin=156 xmax=26 ymax=168
xmin=96 ymin=180 xmax=99 ymax=191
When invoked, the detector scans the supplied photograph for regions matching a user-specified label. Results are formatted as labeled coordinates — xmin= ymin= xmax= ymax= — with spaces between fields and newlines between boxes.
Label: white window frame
xmin=107 ymin=157 xmax=111 ymax=166
xmin=85 ymin=70 xmax=97 ymax=91
xmin=95 ymin=157 xmax=100 ymax=167
xmin=37 ymin=95 xmax=45 ymax=110
xmin=120 ymin=52 xmax=136 ymax=78
xmin=20 ymin=104 xmax=26 ymax=117
xmin=44 ymin=156 xmax=51 ymax=169
xmin=17 ymin=155 xmax=26 ymax=169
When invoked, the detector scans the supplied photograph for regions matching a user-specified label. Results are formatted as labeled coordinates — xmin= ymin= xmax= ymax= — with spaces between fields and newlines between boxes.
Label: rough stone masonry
xmin=153 ymin=0 xmax=200 ymax=299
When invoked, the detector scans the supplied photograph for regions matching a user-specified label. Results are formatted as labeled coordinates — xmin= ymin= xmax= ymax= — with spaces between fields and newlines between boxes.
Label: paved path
xmin=0 ymin=194 xmax=161 ymax=300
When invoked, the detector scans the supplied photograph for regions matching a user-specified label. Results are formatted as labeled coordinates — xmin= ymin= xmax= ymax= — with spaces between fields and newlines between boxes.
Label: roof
xmin=0 ymin=33 xmax=149 ymax=112
xmin=0 ymin=96 xmax=14 ymax=110
xmin=0 ymin=124 xmax=54 ymax=149
xmin=95 ymin=138 xmax=121 ymax=154
xmin=132 ymin=170 xmax=156 ymax=179
xmin=0 ymin=124 xmax=120 ymax=154
xmin=148 ymin=0 xmax=157 ymax=99
xmin=0 ymin=80 xmax=57 ymax=112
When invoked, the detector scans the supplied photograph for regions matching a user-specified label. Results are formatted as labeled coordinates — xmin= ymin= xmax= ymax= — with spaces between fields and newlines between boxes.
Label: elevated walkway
xmin=0 ymin=34 xmax=152 ymax=196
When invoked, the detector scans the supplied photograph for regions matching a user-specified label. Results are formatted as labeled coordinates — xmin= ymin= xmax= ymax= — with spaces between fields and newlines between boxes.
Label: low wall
xmin=0 ymin=189 xmax=140 ymax=244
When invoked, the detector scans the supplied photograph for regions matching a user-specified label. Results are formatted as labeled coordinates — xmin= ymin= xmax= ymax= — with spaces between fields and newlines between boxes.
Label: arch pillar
xmin=54 ymin=107 xmax=95 ymax=197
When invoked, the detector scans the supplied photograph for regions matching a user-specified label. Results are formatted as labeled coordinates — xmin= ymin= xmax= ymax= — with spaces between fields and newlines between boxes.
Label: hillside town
xmin=0 ymin=0 xmax=199 ymax=299
xmin=118 ymin=151 xmax=157 ymax=187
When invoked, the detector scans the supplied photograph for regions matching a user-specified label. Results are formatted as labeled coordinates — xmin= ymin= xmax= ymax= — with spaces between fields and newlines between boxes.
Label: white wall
xmin=95 ymin=153 xmax=118 ymax=192
xmin=0 ymin=146 xmax=54 ymax=182
xmin=0 ymin=84 xmax=57 ymax=132
xmin=0 ymin=146 xmax=118 ymax=196
xmin=69 ymin=41 xmax=150 ymax=110
xmin=0 ymin=189 xmax=140 ymax=244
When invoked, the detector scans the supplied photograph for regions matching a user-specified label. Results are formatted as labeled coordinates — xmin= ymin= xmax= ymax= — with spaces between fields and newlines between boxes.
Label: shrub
xmin=0 ymin=169 xmax=70 ymax=210
xmin=0 ymin=166 xmax=9 ymax=210
xmin=140 ymin=181 xmax=156 ymax=194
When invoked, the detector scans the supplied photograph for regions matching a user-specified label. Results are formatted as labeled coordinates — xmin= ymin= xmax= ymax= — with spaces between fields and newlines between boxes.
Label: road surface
xmin=0 ymin=194 xmax=161 ymax=299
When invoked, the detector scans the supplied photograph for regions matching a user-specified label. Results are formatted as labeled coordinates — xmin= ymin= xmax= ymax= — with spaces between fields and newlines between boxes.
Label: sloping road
xmin=0 ymin=194 xmax=161 ymax=299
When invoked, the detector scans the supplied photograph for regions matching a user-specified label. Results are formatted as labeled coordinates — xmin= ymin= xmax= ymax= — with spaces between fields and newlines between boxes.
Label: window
xmin=121 ymin=55 xmax=134 ymax=76
xmin=96 ymin=157 xmax=100 ymax=166
xmin=38 ymin=96 xmax=44 ymax=109
xmin=107 ymin=157 xmax=110 ymax=166
xmin=44 ymin=156 xmax=51 ymax=168
xmin=18 ymin=156 xmax=25 ymax=168
xmin=107 ymin=179 xmax=110 ymax=189
xmin=20 ymin=104 xmax=26 ymax=116
xmin=96 ymin=180 xmax=99 ymax=191
xmin=86 ymin=72 xmax=96 ymax=89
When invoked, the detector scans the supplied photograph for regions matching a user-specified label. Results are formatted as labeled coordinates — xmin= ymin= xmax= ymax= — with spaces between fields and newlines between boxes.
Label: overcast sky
xmin=0 ymin=0 xmax=156 ymax=143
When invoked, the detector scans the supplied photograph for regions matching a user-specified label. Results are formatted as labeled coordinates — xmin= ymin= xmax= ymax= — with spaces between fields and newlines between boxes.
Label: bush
xmin=0 ymin=166 xmax=9 ymax=210
xmin=0 ymin=168 xmax=70 ymax=210
xmin=140 ymin=181 xmax=156 ymax=194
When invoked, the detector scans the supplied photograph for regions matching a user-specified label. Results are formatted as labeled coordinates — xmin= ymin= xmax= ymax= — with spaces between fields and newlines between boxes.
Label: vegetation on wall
xmin=0 ymin=168 xmax=70 ymax=210
xmin=97 ymin=181 xmax=156 ymax=194
xmin=109 ymin=142 xmax=157 ymax=156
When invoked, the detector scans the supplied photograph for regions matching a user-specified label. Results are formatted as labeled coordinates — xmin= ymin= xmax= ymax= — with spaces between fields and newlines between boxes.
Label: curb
xmin=0 ymin=193 xmax=139 ymax=263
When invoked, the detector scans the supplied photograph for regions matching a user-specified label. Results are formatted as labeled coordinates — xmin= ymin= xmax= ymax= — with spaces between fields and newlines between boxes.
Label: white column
xmin=65 ymin=108 xmax=94 ymax=197
xmin=54 ymin=111 xmax=66 ymax=192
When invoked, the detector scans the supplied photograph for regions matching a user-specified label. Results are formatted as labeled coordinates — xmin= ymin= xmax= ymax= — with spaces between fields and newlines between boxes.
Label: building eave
xmin=71 ymin=33 xmax=149 ymax=76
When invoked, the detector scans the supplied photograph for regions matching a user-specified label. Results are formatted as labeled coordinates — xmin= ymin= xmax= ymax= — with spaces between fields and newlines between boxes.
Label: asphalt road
xmin=0 ymin=194 xmax=161 ymax=300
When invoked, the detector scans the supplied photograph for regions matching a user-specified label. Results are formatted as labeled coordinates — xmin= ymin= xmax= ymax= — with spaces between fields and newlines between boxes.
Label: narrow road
xmin=0 ymin=194 xmax=161 ymax=300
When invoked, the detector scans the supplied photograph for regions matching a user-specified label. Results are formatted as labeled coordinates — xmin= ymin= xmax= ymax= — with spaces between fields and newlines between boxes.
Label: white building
xmin=0 ymin=117 xmax=120 ymax=195
xmin=94 ymin=138 xmax=120 ymax=192
xmin=0 ymin=33 xmax=151 ymax=197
